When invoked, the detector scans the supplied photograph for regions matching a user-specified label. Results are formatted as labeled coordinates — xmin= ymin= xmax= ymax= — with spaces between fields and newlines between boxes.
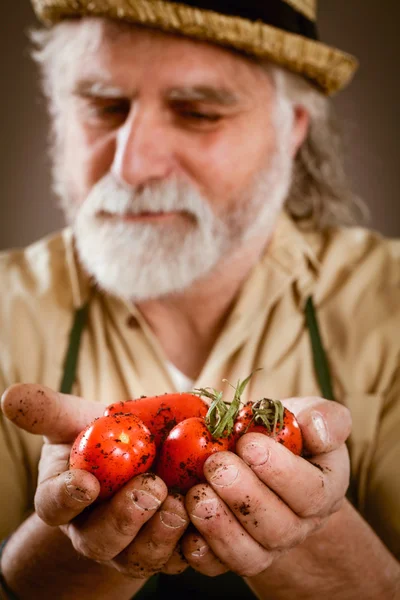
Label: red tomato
xmin=69 ymin=414 xmax=156 ymax=500
xmin=155 ymin=417 xmax=230 ymax=493
xmin=104 ymin=394 xmax=208 ymax=447
xmin=231 ymin=399 xmax=303 ymax=455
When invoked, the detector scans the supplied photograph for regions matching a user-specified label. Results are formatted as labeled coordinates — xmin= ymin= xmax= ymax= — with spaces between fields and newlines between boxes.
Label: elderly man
xmin=0 ymin=1 xmax=399 ymax=598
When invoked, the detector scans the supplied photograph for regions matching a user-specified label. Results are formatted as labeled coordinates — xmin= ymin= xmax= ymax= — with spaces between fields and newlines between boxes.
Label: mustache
xmin=80 ymin=174 xmax=209 ymax=219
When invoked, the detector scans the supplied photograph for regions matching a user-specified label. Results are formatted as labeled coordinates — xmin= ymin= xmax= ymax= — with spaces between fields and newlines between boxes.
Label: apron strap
xmin=304 ymin=296 xmax=335 ymax=401
xmin=59 ymin=303 xmax=89 ymax=395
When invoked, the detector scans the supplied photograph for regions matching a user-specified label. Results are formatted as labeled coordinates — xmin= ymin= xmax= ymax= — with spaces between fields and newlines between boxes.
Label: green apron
xmin=60 ymin=296 xmax=335 ymax=599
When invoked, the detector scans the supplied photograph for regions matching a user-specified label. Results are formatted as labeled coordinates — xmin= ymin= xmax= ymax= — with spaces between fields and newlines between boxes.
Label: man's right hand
xmin=1 ymin=384 xmax=190 ymax=579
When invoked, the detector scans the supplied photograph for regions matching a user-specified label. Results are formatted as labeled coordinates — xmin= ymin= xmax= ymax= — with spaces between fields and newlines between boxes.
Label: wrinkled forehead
xmin=64 ymin=17 xmax=273 ymax=94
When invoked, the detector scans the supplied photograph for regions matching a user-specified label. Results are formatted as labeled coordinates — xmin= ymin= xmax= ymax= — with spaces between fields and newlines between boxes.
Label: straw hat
xmin=31 ymin=0 xmax=358 ymax=95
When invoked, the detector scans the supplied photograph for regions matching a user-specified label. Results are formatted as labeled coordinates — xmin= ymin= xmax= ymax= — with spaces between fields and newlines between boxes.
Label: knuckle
xmin=309 ymin=515 xmax=325 ymax=534
xmin=73 ymin=536 xmax=111 ymax=562
xmin=111 ymin=509 xmax=139 ymax=538
xmin=264 ymin=519 xmax=303 ymax=550
xmin=142 ymin=541 xmax=171 ymax=569
xmin=121 ymin=543 xmax=171 ymax=576
xmin=330 ymin=496 xmax=345 ymax=514
xmin=298 ymin=480 xmax=327 ymax=518
xmin=236 ymin=555 xmax=273 ymax=578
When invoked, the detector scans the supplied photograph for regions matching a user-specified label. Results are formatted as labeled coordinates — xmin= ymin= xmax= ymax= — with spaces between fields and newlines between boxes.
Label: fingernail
xmin=132 ymin=489 xmax=161 ymax=511
xmin=210 ymin=465 xmax=238 ymax=487
xmin=191 ymin=545 xmax=209 ymax=558
xmin=65 ymin=483 xmax=92 ymax=503
xmin=191 ymin=498 xmax=218 ymax=520
xmin=312 ymin=412 xmax=329 ymax=445
xmin=160 ymin=511 xmax=187 ymax=529
xmin=241 ymin=443 xmax=270 ymax=466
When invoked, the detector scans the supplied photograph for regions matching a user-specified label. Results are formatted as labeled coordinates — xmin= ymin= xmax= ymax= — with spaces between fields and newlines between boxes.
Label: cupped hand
xmin=1 ymin=384 xmax=190 ymax=579
xmin=180 ymin=396 xmax=352 ymax=577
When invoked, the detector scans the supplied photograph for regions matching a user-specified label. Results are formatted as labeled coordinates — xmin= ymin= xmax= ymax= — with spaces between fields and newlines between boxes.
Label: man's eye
xmin=181 ymin=111 xmax=222 ymax=123
xmin=84 ymin=99 xmax=130 ymax=121
xmin=100 ymin=101 xmax=130 ymax=116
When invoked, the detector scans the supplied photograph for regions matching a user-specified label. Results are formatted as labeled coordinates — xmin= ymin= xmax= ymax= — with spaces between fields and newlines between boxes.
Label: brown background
xmin=1 ymin=0 xmax=399 ymax=251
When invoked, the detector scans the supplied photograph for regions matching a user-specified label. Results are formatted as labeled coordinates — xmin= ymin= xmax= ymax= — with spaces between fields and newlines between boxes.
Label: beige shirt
xmin=0 ymin=212 xmax=399 ymax=558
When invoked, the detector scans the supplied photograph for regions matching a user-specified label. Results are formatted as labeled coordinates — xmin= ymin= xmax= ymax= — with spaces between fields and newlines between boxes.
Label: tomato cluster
xmin=69 ymin=376 xmax=303 ymax=499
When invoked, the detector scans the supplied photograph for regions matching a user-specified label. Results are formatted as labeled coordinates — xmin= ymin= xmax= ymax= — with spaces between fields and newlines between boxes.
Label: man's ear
xmin=290 ymin=105 xmax=310 ymax=158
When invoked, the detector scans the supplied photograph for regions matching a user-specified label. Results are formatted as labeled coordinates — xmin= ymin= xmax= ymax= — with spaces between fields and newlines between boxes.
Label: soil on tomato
xmin=140 ymin=453 xmax=152 ymax=465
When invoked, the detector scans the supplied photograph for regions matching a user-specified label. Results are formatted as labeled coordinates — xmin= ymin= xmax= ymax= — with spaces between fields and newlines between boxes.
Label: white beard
xmin=74 ymin=177 xmax=230 ymax=301
xmin=70 ymin=122 xmax=293 ymax=302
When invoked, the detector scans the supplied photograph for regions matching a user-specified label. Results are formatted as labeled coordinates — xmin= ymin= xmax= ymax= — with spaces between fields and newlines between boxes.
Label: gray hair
xmin=269 ymin=67 xmax=368 ymax=229
xmin=30 ymin=20 xmax=368 ymax=230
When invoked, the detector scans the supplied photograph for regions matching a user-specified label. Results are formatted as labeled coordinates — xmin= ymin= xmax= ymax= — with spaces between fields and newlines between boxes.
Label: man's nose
xmin=111 ymin=108 xmax=175 ymax=189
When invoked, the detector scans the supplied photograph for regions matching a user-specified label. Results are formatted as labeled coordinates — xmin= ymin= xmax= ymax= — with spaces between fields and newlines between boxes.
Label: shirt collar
xmin=259 ymin=210 xmax=321 ymax=307
xmin=267 ymin=211 xmax=321 ymax=273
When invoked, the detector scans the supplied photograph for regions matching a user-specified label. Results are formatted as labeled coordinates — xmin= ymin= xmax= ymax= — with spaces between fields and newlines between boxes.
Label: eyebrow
xmin=73 ymin=80 xmax=240 ymax=106
xmin=166 ymin=86 xmax=240 ymax=106
xmin=73 ymin=80 xmax=126 ymax=99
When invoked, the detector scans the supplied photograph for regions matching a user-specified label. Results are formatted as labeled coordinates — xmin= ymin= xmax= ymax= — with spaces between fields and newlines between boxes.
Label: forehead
xmin=71 ymin=18 xmax=272 ymax=96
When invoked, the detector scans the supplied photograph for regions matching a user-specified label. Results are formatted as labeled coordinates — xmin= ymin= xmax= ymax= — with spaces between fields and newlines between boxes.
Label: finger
xmin=181 ymin=531 xmax=228 ymax=577
xmin=282 ymin=396 xmax=352 ymax=455
xmin=185 ymin=484 xmax=273 ymax=578
xmin=1 ymin=384 xmax=104 ymax=443
xmin=37 ymin=443 xmax=72 ymax=485
xmin=203 ymin=451 xmax=312 ymax=551
xmin=66 ymin=474 xmax=168 ymax=563
xmin=34 ymin=441 xmax=100 ymax=525
xmin=161 ymin=545 xmax=189 ymax=575
xmin=114 ymin=493 xmax=190 ymax=578
xmin=237 ymin=433 xmax=350 ymax=518
xmin=36 ymin=467 xmax=101 ymax=526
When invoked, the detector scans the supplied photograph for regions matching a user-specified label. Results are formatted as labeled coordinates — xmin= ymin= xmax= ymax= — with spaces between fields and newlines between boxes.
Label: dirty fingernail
xmin=191 ymin=498 xmax=218 ymax=520
xmin=160 ymin=511 xmax=187 ymax=529
xmin=132 ymin=489 xmax=161 ymax=511
xmin=191 ymin=545 xmax=209 ymax=558
xmin=65 ymin=482 xmax=92 ymax=503
xmin=210 ymin=465 xmax=238 ymax=487
xmin=241 ymin=442 xmax=270 ymax=467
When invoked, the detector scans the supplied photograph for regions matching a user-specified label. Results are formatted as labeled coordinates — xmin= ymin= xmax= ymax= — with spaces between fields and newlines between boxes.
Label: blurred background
xmin=1 ymin=0 xmax=399 ymax=250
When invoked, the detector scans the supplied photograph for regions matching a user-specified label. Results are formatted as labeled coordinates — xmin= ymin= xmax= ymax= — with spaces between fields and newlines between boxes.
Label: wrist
xmin=247 ymin=501 xmax=400 ymax=600
xmin=1 ymin=514 xmax=146 ymax=600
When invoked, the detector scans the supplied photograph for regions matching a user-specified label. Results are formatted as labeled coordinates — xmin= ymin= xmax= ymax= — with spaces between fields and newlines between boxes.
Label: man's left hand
xmin=178 ymin=396 xmax=352 ymax=577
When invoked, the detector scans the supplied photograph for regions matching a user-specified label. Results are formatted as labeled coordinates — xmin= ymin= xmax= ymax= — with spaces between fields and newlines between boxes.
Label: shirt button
xmin=126 ymin=315 xmax=140 ymax=329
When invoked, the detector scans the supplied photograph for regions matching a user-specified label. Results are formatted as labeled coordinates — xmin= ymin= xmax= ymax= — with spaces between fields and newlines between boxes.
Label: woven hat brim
xmin=31 ymin=0 xmax=358 ymax=96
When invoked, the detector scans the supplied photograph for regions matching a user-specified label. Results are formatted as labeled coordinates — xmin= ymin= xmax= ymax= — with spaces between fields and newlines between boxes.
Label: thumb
xmin=282 ymin=396 xmax=352 ymax=455
xmin=1 ymin=384 xmax=105 ymax=443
